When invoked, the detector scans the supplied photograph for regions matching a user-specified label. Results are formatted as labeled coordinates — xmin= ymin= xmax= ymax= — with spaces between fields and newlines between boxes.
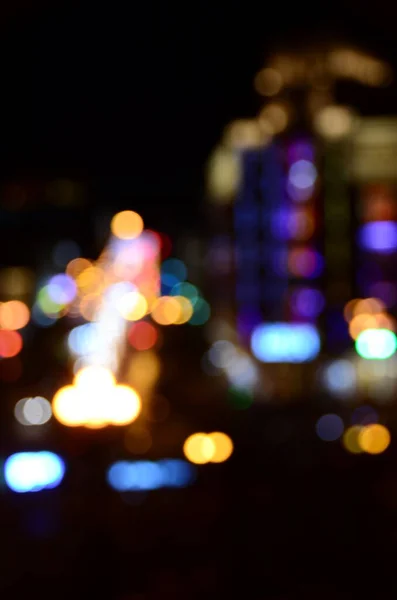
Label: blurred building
xmin=205 ymin=44 xmax=397 ymax=400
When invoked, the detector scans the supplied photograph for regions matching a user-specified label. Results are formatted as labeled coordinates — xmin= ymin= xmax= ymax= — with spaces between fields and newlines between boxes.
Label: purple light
xmin=288 ymin=160 xmax=317 ymax=190
xmin=286 ymin=140 xmax=315 ymax=163
xmin=369 ymin=281 xmax=397 ymax=308
xmin=290 ymin=288 xmax=325 ymax=318
xmin=47 ymin=274 xmax=77 ymax=304
xmin=358 ymin=221 xmax=397 ymax=253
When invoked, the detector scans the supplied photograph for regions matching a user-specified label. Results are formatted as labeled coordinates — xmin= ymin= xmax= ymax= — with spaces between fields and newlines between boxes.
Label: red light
xmin=128 ymin=321 xmax=158 ymax=351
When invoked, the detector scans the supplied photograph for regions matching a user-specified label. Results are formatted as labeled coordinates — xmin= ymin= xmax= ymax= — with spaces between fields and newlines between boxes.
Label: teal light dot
xmin=188 ymin=298 xmax=211 ymax=326
xmin=170 ymin=282 xmax=199 ymax=305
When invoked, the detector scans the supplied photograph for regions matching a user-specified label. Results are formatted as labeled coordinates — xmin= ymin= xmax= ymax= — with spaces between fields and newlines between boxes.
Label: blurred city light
xmin=183 ymin=432 xmax=233 ymax=464
xmin=251 ymin=323 xmax=320 ymax=362
xmin=355 ymin=329 xmax=397 ymax=359
xmin=107 ymin=459 xmax=196 ymax=491
xmin=358 ymin=424 xmax=391 ymax=454
xmin=315 ymin=414 xmax=344 ymax=442
xmin=0 ymin=300 xmax=30 ymax=330
xmin=358 ymin=221 xmax=397 ymax=253
xmin=14 ymin=396 xmax=52 ymax=426
xmin=52 ymin=365 xmax=141 ymax=428
xmin=110 ymin=210 xmax=144 ymax=240
xmin=4 ymin=452 xmax=65 ymax=493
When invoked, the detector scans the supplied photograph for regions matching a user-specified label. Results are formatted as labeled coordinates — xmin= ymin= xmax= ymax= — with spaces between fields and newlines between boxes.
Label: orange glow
xmin=259 ymin=102 xmax=289 ymax=134
xmin=207 ymin=432 xmax=234 ymax=463
xmin=358 ymin=424 xmax=391 ymax=454
xmin=353 ymin=298 xmax=385 ymax=318
xmin=66 ymin=258 xmax=92 ymax=279
xmin=151 ymin=296 xmax=181 ymax=325
xmin=183 ymin=433 xmax=216 ymax=464
xmin=53 ymin=366 xmax=141 ymax=428
xmin=343 ymin=299 xmax=360 ymax=323
xmin=125 ymin=351 xmax=161 ymax=392
xmin=79 ymin=294 xmax=103 ymax=321
xmin=111 ymin=210 xmax=144 ymax=240
xmin=173 ymin=296 xmax=194 ymax=324
xmin=76 ymin=266 xmax=106 ymax=294
xmin=0 ymin=330 xmax=23 ymax=358
xmin=183 ymin=432 xmax=234 ymax=464
xmin=116 ymin=291 xmax=148 ymax=321
xmin=254 ymin=68 xmax=283 ymax=96
xmin=0 ymin=300 xmax=30 ymax=330
xmin=349 ymin=314 xmax=378 ymax=339
xmin=128 ymin=321 xmax=158 ymax=350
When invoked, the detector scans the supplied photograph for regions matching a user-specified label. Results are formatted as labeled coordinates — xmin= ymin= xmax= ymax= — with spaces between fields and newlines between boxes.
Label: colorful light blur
xmin=107 ymin=459 xmax=196 ymax=491
xmin=0 ymin=330 xmax=23 ymax=358
xmin=110 ymin=210 xmax=144 ymax=240
xmin=4 ymin=452 xmax=65 ymax=493
xmin=52 ymin=365 xmax=141 ymax=428
xmin=251 ymin=323 xmax=320 ymax=363
xmin=183 ymin=432 xmax=233 ymax=464
xmin=358 ymin=424 xmax=391 ymax=454
xmin=128 ymin=321 xmax=158 ymax=351
xmin=0 ymin=300 xmax=30 ymax=330
xmin=358 ymin=221 xmax=397 ymax=253
xmin=355 ymin=329 xmax=397 ymax=360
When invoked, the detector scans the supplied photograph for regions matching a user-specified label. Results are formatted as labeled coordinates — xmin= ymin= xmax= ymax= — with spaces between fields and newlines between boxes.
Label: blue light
xmin=107 ymin=459 xmax=196 ymax=492
xmin=251 ymin=322 xmax=320 ymax=363
xmin=4 ymin=452 xmax=65 ymax=493
xmin=68 ymin=323 xmax=100 ymax=355
xmin=161 ymin=259 xmax=187 ymax=282
xmin=315 ymin=414 xmax=344 ymax=442
xmin=290 ymin=288 xmax=325 ymax=318
xmin=358 ymin=221 xmax=397 ymax=253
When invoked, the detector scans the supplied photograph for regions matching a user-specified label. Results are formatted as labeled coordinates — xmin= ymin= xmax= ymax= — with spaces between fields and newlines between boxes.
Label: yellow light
xmin=76 ymin=266 xmax=105 ymax=293
xmin=173 ymin=296 xmax=194 ymax=324
xmin=183 ymin=433 xmax=216 ymax=464
xmin=52 ymin=385 xmax=84 ymax=427
xmin=151 ymin=296 xmax=181 ymax=325
xmin=107 ymin=385 xmax=141 ymax=425
xmin=314 ymin=105 xmax=354 ymax=140
xmin=208 ymin=432 xmax=234 ymax=463
xmin=206 ymin=146 xmax=241 ymax=204
xmin=342 ymin=426 xmax=363 ymax=454
xmin=53 ymin=366 xmax=141 ymax=428
xmin=223 ymin=119 xmax=267 ymax=150
xmin=359 ymin=424 xmax=391 ymax=454
xmin=111 ymin=210 xmax=144 ymax=240
xmin=116 ymin=291 xmax=148 ymax=321
xmin=74 ymin=365 xmax=116 ymax=389
xmin=0 ymin=300 xmax=30 ymax=330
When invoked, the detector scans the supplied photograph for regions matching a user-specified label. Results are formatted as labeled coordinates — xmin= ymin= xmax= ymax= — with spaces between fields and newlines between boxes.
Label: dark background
xmin=1 ymin=2 xmax=397 ymax=598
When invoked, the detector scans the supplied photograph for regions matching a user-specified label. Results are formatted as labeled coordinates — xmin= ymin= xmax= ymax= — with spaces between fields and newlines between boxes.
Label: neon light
xmin=4 ymin=452 xmax=65 ymax=493
xmin=250 ymin=322 xmax=320 ymax=362
xmin=355 ymin=328 xmax=397 ymax=359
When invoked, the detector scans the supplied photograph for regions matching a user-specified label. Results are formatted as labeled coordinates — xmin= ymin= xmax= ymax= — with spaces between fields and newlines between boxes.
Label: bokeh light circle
xmin=111 ymin=211 xmax=144 ymax=240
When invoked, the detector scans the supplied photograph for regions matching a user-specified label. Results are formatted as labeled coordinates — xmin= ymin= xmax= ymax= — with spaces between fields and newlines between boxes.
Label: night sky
xmin=1 ymin=0 xmax=397 ymax=214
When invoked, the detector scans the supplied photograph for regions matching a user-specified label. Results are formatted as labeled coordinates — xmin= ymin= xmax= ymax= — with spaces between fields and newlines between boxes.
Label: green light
xmin=355 ymin=328 xmax=397 ymax=360
xmin=37 ymin=286 xmax=65 ymax=315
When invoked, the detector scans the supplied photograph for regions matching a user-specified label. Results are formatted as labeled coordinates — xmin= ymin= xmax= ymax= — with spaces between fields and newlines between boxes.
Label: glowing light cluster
xmin=344 ymin=297 xmax=397 ymax=359
xmin=52 ymin=365 xmax=141 ymax=428
xmin=107 ymin=459 xmax=196 ymax=491
xmin=316 ymin=413 xmax=391 ymax=455
xmin=183 ymin=432 xmax=233 ymax=464
xmin=4 ymin=452 xmax=65 ymax=493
